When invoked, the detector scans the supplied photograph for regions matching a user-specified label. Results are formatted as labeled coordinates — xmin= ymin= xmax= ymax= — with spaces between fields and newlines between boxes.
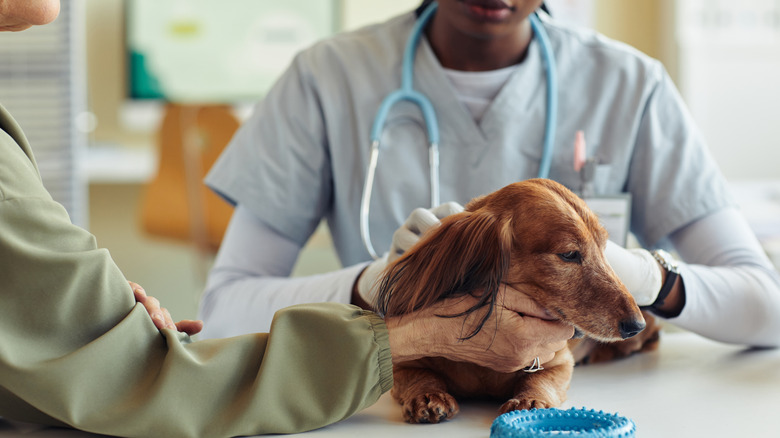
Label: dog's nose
xmin=619 ymin=319 xmax=646 ymax=339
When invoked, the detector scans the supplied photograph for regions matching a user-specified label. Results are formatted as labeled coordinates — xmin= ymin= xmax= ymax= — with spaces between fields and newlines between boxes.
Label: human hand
xmin=385 ymin=285 xmax=574 ymax=373
xmin=129 ymin=281 xmax=204 ymax=335
xmin=355 ymin=202 xmax=464 ymax=307
xmin=387 ymin=202 xmax=465 ymax=263
xmin=604 ymin=240 xmax=663 ymax=306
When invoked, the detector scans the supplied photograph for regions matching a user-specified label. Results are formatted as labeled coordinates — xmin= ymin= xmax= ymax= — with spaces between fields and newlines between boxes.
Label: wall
xmin=673 ymin=1 xmax=780 ymax=181
xmin=342 ymin=0 xmax=420 ymax=30
xmin=593 ymin=0 xmax=780 ymax=182
xmin=593 ymin=0 xmax=665 ymax=60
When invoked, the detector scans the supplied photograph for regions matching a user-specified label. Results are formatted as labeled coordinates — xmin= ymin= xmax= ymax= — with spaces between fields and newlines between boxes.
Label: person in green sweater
xmin=0 ymin=2 xmax=574 ymax=437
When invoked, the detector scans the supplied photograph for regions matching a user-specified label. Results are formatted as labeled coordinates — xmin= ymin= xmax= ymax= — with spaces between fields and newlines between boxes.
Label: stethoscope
xmin=360 ymin=1 xmax=558 ymax=260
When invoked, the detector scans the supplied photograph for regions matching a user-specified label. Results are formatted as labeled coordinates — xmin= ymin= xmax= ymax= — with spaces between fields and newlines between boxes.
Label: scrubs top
xmin=206 ymin=11 xmax=734 ymax=267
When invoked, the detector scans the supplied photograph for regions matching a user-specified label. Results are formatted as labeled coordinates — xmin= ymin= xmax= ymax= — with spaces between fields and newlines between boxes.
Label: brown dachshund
xmin=375 ymin=178 xmax=659 ymax=424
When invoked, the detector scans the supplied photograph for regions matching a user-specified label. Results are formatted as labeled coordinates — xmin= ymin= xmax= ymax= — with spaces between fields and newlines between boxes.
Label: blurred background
xmin=1 ymin=0 xmax=779 ymax=322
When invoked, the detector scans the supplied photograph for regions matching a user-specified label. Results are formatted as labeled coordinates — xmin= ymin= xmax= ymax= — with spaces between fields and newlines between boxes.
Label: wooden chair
xmin=141 ymin=104 xmax=239 ymax=254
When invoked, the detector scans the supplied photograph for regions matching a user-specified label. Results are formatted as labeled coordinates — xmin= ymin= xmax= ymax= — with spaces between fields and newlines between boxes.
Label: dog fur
xmin=375 ymin=179 xmax=659 ymax=424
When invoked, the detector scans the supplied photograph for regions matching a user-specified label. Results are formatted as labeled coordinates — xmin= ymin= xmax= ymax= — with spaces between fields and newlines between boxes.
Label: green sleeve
xmin=0 ymin=107 xmax=393 ymax=437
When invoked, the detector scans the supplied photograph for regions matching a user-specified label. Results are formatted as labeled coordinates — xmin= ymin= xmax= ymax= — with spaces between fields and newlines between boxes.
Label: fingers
xmin=385 ymin=281 xmax=571 ymax=373
xmin=161 ymin=307 xmax=177 ymax=330
xmin=481 ymin=308 xmax=574 ymax=372
xmin=519 ymin=313 xmax=576 ymax=344
xmin=430 ymin=201 xmax=464 ymax=219
xmin=405 ymin=207 xmax=440 ymax=235
xmin=495 ymin=285 xmax=555 ymax=320
xmin=406 ymin=202 xmax=464 ymax=233
xmin=517 ymin=317 xmax=574 ymax=367
xmin=130 ymin=281 xmax=146 ymax=301
xmin=388 ymin=208 xmax=439 ymax=262
xmin=390 ymin=226 xmax=421 ymax=257
xmin=128 ymin=281 xmax=180 ymax=332
xmin=494 ymin=285 xmax=575 ymax=356
xmin=390 ymin=203 xmax=466 ymax=262
xmin=144 ymin=296 xmax=177 ymax=331
xmin=422 ymin=296 xmax=573 ymax=373
xmin=175 ymin=319 xmax=204 ymax=336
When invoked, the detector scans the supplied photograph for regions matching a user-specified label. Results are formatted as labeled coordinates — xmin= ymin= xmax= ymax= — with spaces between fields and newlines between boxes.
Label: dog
xmin=375 ymin=178 xmax=660 ymax=424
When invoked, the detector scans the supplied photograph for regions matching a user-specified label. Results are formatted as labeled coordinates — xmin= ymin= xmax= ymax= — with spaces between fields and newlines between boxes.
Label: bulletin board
xmin=125 ymin=0 xmax=337 ymax=103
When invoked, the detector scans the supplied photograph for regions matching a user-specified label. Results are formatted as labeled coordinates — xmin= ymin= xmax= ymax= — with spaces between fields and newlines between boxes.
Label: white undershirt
xmin=442 ymin=65 xmax=518 ymax=122
xmin=199 ymin=204 xmax=780 ymax=348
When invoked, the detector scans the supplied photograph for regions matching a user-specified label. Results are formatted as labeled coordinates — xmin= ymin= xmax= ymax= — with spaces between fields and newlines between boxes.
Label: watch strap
xmin=641 ymin=250 xmax=681 ymax=317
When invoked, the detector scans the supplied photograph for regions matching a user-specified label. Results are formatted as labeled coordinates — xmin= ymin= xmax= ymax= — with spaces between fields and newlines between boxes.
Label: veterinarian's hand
xmin=388 ymin=202 xmax=465 ymax=262
xmin=130 ymin=281 xmax=204 ymax=335
xmin=604 ymin=241 xmax=663 ymax=306
xmin=355 ymin=202 xmax=464 ymax=307
xmin=386 ymin=285 xmax=574 ymax=373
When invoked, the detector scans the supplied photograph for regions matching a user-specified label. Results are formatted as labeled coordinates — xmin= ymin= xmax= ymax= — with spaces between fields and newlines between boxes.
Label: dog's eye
xmin=558 ymin=251 xmax=582 ymax=263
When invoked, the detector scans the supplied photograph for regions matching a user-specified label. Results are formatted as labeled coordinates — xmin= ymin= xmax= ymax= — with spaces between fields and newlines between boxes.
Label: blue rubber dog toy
xmin=490 ymin=407 xmax=636 ymax=438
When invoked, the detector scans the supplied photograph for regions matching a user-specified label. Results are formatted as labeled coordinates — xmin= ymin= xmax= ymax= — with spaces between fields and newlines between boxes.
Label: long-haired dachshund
xmin=375 ymin=179 xmax=659 ymax=424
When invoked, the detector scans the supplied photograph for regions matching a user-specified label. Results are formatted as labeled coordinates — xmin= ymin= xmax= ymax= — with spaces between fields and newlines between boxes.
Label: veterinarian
xmin=0 ymin=1 xmax=575 ymax=436
xmin=200 ymin=0 xmax=780 ymax=355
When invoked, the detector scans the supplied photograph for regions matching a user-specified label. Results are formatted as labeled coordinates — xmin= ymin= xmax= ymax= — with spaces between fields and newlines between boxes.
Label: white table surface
xmin=2 ymin=331 xmax=779 ymax=437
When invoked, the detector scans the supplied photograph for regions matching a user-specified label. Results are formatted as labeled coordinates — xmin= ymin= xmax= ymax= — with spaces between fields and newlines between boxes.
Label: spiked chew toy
xmin=490 ymin=407 xmax=636 ymax=438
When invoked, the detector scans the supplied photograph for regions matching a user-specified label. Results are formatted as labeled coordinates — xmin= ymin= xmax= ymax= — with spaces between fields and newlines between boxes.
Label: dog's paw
xmin=499 ymin=386 xmax=565 ymax=414
xmin=402 ymin=392 xmax=459 ymax=424
xmin=498 ymin=396 xmax=556 ymax=414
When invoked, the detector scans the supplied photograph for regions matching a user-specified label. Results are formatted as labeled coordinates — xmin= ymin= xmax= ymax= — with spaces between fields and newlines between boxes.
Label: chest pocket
xmin=553 ymin=162 xmax=617 ymax=197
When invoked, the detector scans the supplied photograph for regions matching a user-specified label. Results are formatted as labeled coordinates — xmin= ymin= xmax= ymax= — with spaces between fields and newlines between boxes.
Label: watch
xmin=644 ymin=249 xmax=680 ymax=315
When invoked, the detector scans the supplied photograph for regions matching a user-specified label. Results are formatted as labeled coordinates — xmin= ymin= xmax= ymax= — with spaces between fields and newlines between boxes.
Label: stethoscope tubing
xmin=528 ymin=12 xmax=557 ymax=180
xmin=361 ymin=2 xmax=557 ymax=260
xmin=361 ymin=2 xmax=441 ymax=260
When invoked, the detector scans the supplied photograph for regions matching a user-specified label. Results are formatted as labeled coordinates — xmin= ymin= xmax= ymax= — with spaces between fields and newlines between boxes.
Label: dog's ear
xmin=464 ymin=194 xmax=487 ymax=211
xmin=375 ymin=209 xmax=513 ymax=337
